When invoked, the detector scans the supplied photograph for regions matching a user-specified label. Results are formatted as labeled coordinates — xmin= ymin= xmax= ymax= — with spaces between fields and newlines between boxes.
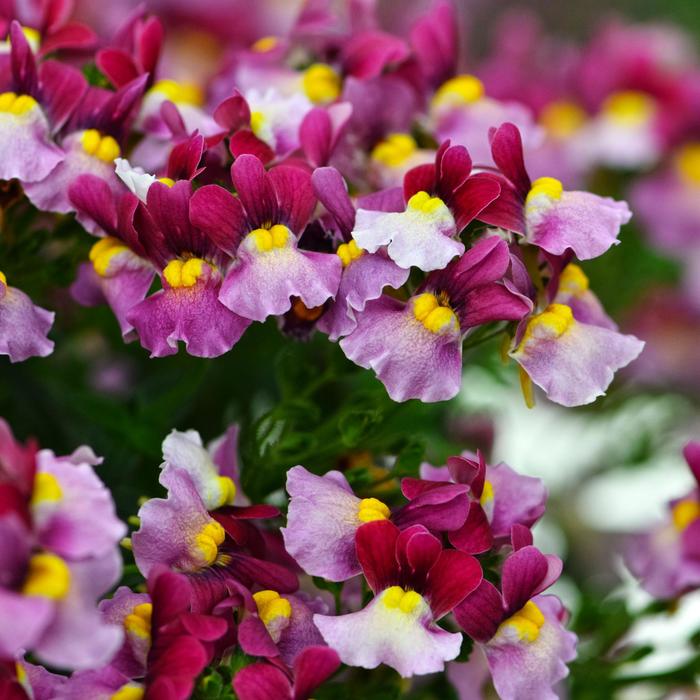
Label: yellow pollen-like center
xmin=337 ymin=239 xmax=364 ymax=267
xmin=249 ymin=225 xmax=290 ymax=253
xmin=499 ymin=600 xmax=545 ymax=643
xmin=412 ymin=292 xmax=458 ymax=335
xmin=602 ymin=90 xmax=656 ymax=126
xmin=194 ymin=520 xmax=226 ymax=566
xmin=302 ymin=63 xmax=342 ymax=104
xmin=251 ymin=35 xmax=278 ymax=52
xmin=152 ymin=79 xmax=204 ymax=107
xmin=432 ymin=74 xmax=485 ymax=108
xmin=0 ymin=92 xmax=38 ymax=115
xmin=250 ymin=110 xmax=265 ymax=137
xmin=111 ymin=683 xmax=145 ymax=700
xmin=521 ymin=303 xmax=575 ymax=345
xmin=157 ymin=177 xmax=175 ymax=187
xmin=81 ymin=129 xmax=121 ymax=162
xmin=371 ymin=133 xmax=418 ymax=167
xmin=163 ymin=258 xmax=207 ymax=288
xmin=124 ymin=602 xmax=153 ymax=640
xmin=214 ymin=476 xmax=237 ymax=509
xmin=253 ymin=590 xmax=292 ymax=625
xmin=89 ymin=236 xmax=129 ymax=277
xmin=480 ymin=480 xmax=494 ymax=507
xmin=558 ymin=263 xmax=590 ymax=296
xmin=539 ymin=100 xmax=587 ymax=138
xmin=672 ymin=499 xmax=700 ymax=531
xmin=22 ymin=553 xmax=71 ymax=600
xmin=519 ymin=366 xmax=536 ymax=410
xmin=407 ymin=190 xmax=446 ymax=214
xmin=675 ymin=143 xmax=700 ymax=187
xmin=357 ymin=497 xmax=391 ymax=523
xmin=0 ymin=271 xmax=6 ymax=286
xmin=30 ymin=472 xmax=63 ymax=506
xmin=525 ymin=177 xmax=564 ymax=206
xmin=381 ymin=586 xmax=425 ymax=614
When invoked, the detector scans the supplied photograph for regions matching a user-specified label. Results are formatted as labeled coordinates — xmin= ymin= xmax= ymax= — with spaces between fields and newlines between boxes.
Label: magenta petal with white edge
xmin=127 ymin=272 xmax=251 ymax=358
xmin=340 ymin=295 xmax=462 ymax=403
xmin=484 ymin=595 xmax=577 ymax=700
xmin=281 ymin=466 xmax=362 ymax=581
xmin=314 ymin=591 xmax=462 ymax=677
xmin=526 ymin=191 xmax=632 ymax=260
xmin=352 ymin=203 xmax=461 ymax=272
xmin=0 ymin=280 xmax=54 ymax=362
xmin=0 ymin=105 xmax=63 ymax=183
xmin=219 ymin=234 xmax=341 ymax=323
xmin=317 ymin=252 xmax=410 ymax=341
xmin=511 ymin=307 xmax=644 ymax=407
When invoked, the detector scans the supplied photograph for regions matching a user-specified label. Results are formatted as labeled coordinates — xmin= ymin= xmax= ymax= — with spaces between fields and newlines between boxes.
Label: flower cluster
xmin=0 ymin=0 xmax=647 ymax=408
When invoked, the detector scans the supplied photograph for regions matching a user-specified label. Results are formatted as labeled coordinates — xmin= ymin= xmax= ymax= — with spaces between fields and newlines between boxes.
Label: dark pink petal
xmin=393 ymin=483 xmax=470 ymax=532
xmin=10 ymin=21 xmax=38 ymax=95
xmin=228 ymin=553 xmax=299 ymax=594
xmin=397 ymin=526 xmax=441 ymax=587
xmin=238 ymin=616 xmax=278 ymax=658
xmin=409 ymin=0 xmax=457 ymax=88
xmin=96 ymin=48 xmax=139 ymax=88
xmin=683 ymin=441 xmax=700 ymax=485
xmin=446 ymin=455 xmax=481 ymax=490
xmin=461 ymin=282 xmax=531 ymax=327
xmin=437 ymin=144 xmax=473 ymax=200
xmin=501 ymin=546 xmax=561 ymax=614
xmin=293 ymin=646 xmax=340 ymax=700
xmin=356 ymin=186 xmax=405 ymax=212
xmin=69 ymin=175 xmax=118 ymax=234
xmin=355 ymin=519 xmax=400 ymax=594
xmin=489 ymin=122 xmax=531 ymax=196
xmin=189 ymin=184 xmax=247 ymax=256
xmin=160 ymin=100 xmax=187 ymax=137
xmin=167 ymin=134 xmax=205 ymax=181
xmin=232 ymin=154 xmax=277 ymax=229
xmin=233 ymin=663 xmax=291 ymax=700
xmin=342 ymin=31 xmax=410 ymax=80
xmin=312 ymin=166 xmax=355 ymax=238
xmin=39 ymin=60 xmax=87 ymax=133
xmin=93 ymin=74 xmax=148 ymax=138
xmin=448 ymin=503 xmax=493 ymax=554
xmin=229 ymin=130 xmax=276 ymax=164
xmin=452 ymin=236 xmax=511 ymax=288
xmin=511 ymin=524 xmax=533 ymax=551
xmin=147 ymin=636 xmax=208 ymax=687
xmin=40 ymin=22 xmax=96 ymax=55
xmin=225 ymin=504 xmax=280 ymax=520
xmin=300 ymin=108 xmax=332 ymax=168
xmin=149 ymin=568 xmax=191 ymax=627
xmin=403 ymin=163 xmax=436 ymax=202
xmin=400 ymin=477 xmax=446 ymax=500
xmin=137 ymin=16 xmax=163 ymax=76
xmin=682 ymin=520 xmax=700 ymax=559
xmin=454 ymin=580 xmax=505 ymax=642
xmin=213 ymin=93 xmax=251 ymax=131
xmin=40 ymin=0 xmax=72 ymax=33
xmin=181 ymin=613 xmax=228 ymax=641
xmin=452 ymin=174 xmax=501 ymax=231
xmin=268 ymin=165 xmax=316 ymax=234
xmin=477 ymin=180 xmax=526 ymax=233
xmin=426 ymin=550 xmax=482 ymax=619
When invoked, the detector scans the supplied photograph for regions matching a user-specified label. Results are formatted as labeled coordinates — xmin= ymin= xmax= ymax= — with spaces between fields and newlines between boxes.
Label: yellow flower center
xmin=22 ymin=553 xmax=71 ymax=600
xmin=111 ymin=683 xmax=145 ymax=700
xmin=539 ymin=100 xmax=587 ymax=138
xmin=0 ymin=92 xmax=38 ymax=116
xmin=337 ymin=239 xmax=364 ymax=267
xmin=193 ymin=520 xmax=226 ymax=566
xmin=675 ymin=143 xmax=700 ymax=187
xmin=248 ymin=225 xmax=291 ymax=253
xmin=81 ymin=129 xmax=121 ymax=162
xmin=672 ymin=498 xmax=700 ymax=532
xmin=432 ymin=74 xmax=485 ymax=108
xmin=89 ymin=237 xmax=130 ymax=277
xmin=602 ymin=90 xmax=656 ymax=126
xmin=520 ymin=303 xmax=575 ymax=345
xmin=253 ymin=590 xmax=292 ymax=626
xmin=30 ymin=472 xmax=63 ymax=506
xmin=525 ymin=177 xmax=564 ymax=207
xmin=558 ymin=263 xmax=590 ymax=297
xmin=213 ymin=476 xmax=237 ymax=509
xmin=412 ymin=292 xmax=458 ymax=335
xmin=498 ymin=600 xmax=545 ymax=643
xmin=251 ymin=36 xmax=279 ymax=53
xmin=371 ymin=133 xmax=418 ymax=167
xmin=157 ymin=177 xmax=175 ymax=187
xmin=357 ymin=497 xmax=391 ymax=523
xmin=480 ymin=480 xmax=494 ymax=508
xmin=0 ymin=271 xmax=6 ymax=286
xmin=302 ymin=63 xmax=342 ymax=104
xmin=151 ymin=79 xmax=203 ymax=106
xmin=407 ymin=190 xmax=446 ymax=215
xmin=249 ymin=110 xmax=266 ymax=137
xmin=162 ymin=258 xmax=208 ymax=288
xmin=124 ymin=602 xmax=153 ymax=640
xmin=381 ymin=586 xmax=425 ymax=615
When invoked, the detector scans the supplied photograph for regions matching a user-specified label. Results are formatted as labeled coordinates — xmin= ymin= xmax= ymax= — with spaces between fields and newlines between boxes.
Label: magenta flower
xmin=351 ymin=142 xmax=501 ymax=271
xmin=626 ymin=442 xmax=700 ymax=599
xmin=455 ymin=544 xmax=577 ymax=700
xmin=282 ymin=465 xmax=470 ymax=582
xmin=314 ymin=520 xmax=482 ymax=677
xmin=340 ymin=236 xmax=531 ymax=402
xmin=190 ymin=154 xmax=342 ymax=322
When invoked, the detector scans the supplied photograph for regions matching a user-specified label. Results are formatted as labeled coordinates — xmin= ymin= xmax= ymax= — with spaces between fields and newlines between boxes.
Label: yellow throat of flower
xmin=337 ymin=239 xmax=364 ymax=267
xmin=30 ymin=472 xmax=63 ymax=506
xmin=672 ymin=498 xmax=700 ymax=531
xmin=251 ymin=36 xmax=279 ymax=53
xmin=558 ymin=263 xmax=590 ymax=297
xmin=381 ymin=586 xmax=425 ymax=616
xmin=81 ymin=129 xmax=121 ymax=162
xmin=163 ymin=258 xmax=208 ymax=288
xmin=0 ymin=92 xmax=38 ymax=116
xmin=357 ymin=497 xmax=391 ymax=523
xmin=498 ymin=600 xmax=545 ymax=643
xmin=675 ymin=143 xmax=700 ymax=187
xmin=371 ymin=133 xmax=418 ymax=167
xmin=520 ymin=303 xmax=575 ymax=345
xmin=432 ymin=74 xmax=485 ymax=108
xmin=152 ymin=79 xmax=204 ymax=107
xmin=89 ymin=237 xmax=130 ymax=277
xmin=111 ymin=683 xmax=145 ymax=700
xmin=124 ymin=602 xmax=153 ymax=640
xmin=249 ymin=225 xmax=291 ymax=252
xmin=22 ymin=552 xmax=71 ymax=599
xmin=412 ymin=292 xmax=458 ymax=336
xmin=525 ymin=177 xmax=564 ymax=208
xmin=539 ymin=100 xmax=587 ymax=138
xmin=602 ymin=90 xmax=656 ymax=126
xmin=194 ymin=520 xmax=226 ymax=567
xmin=253 ymin=590 xmax=292 ymax=626
xmin=302 ymin=63 xmax=342 ymax=104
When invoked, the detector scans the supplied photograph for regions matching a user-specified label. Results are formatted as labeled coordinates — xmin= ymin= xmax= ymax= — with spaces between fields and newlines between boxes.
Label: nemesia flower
xmin=0 ymin=271 xmax=54 ymax=362
xmin=626 ymin=442 xmax=700 ymax=599
xmin=0 ymin=420 xmax=125 ymax=669
xmin=480 ymin=122 xmax=632 ymax=260
xmin=351 ymin=141 xmax=501 ymax=271
xmin=340 ymin=236 xmax=531 ymax=402
xmin=314 ymin=520 xmax=482 ymax=677
xmin=455 ymin=543 xmax=577 ymax=700
xmin=282 ymin=465 xmax=470 ymax=581
xmin=233 ymin=645 xmax=340 ymax=700
xmin=191 ymin=154 xmax=342 ymax=322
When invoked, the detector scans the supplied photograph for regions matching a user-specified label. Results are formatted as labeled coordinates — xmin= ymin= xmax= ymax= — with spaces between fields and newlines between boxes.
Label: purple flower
xmin=339 ymin=236 xmax=531 ymax=402
xmin=455 ymin=545 xmax=577 ymax=700
xmin=314 ymin=520 xmax=482 ymax=677
xmin=626 ymin=442 xmax=700 ymax=599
